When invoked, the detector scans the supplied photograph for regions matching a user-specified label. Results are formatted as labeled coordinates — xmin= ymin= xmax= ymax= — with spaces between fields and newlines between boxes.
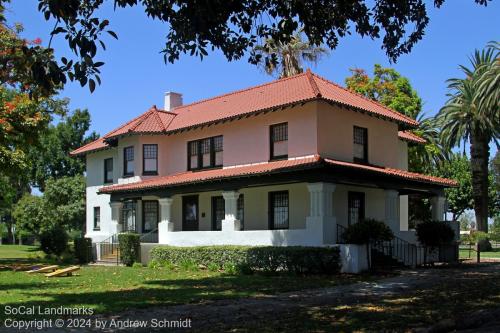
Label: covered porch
xmin=101 ymin=156 xmax=455 ymax=248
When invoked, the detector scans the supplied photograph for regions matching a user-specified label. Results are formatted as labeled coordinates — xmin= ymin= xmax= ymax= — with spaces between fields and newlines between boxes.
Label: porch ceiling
xmin=101 ymin=155 xmax=456 ymax=200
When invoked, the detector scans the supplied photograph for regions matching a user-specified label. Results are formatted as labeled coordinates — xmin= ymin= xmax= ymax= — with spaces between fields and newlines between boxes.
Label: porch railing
xmin=96 ymin=233 xmax=120 ymax=265
xmin=140 ymin=228 xmax=158 ymax=243
xmin=371 ymin=235 xmax=418 ymax=267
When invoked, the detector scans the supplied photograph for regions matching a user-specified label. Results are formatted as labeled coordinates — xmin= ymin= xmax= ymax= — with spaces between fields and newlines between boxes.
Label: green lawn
xmin=0 ymin=245 xmax=44 ymax=259
xmin=459 ymin=248 xmax=500 ymax=259
xmin=0 ymin=245 xmax=373 ymax=319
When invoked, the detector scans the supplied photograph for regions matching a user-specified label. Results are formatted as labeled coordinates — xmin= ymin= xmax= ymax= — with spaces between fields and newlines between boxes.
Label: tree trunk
xmin=470 ymin=132 xmax=490 ymax=232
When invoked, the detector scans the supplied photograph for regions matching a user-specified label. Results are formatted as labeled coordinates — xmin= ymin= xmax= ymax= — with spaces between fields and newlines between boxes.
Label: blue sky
xmin=5 ymin=0 xmax=500 ymax=156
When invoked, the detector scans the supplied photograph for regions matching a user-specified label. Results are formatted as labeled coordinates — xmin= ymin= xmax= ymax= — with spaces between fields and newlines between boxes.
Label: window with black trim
xmin=123 ymin=146 xmax=134 ymax=176
xmin=211 ymin=196 xmax=225 ymax=231
xmin=269 ymin=191 xmax=289 ymax=229
xmin=104 ymin=158 xmax=113 ymax=183
xmin=143 ymin=144 xmax=158 ymax=175
xmin=187 ymin=136 xmax=223 ymax=170
xmin=348 ymin=192 xmax=365 ymax=225
xmin=142 ymin=200 xmax=158 ymax=232
xmin=93 ymin=207 xmax=100 ymax=230
xmin=353 ymin=126 xmax=368 ymax=163
xmin=270 ymin=122 xmax=288 ymax=160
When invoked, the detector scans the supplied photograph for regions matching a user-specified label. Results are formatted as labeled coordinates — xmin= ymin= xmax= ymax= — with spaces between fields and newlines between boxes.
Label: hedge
xmin=150 ymin=245 xmax=341 ymax=275
xmin=118 ymin=233 xmax=141 ymax=266
xmin=74 ymin=237 xmax=92 ymax=263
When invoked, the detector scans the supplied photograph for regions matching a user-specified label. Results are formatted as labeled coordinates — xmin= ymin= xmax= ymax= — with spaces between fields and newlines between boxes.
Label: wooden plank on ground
xmin=45 ymin=266 xmax=80 ymax=277
xmin=27 ymin=265 xmax=59 ymax=274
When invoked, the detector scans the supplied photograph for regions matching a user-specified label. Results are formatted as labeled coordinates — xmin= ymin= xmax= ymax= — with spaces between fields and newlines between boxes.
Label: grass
xmin=0 ymin=245 xmax=44 ymax=259
xmin=213 ymin=264 xmax=500 ymax=332
xmin=459 ymin=248 xmax=500 ymax=259
xmin=0 ymin=245 xmax=374 ymax=319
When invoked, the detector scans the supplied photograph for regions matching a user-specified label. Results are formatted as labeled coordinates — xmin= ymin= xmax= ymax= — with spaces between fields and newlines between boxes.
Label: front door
xmin=182 ymin=195 xmax=199 ymax=231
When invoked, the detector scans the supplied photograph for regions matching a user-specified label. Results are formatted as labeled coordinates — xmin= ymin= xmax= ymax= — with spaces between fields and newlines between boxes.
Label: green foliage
xmin=39 ymin=224 xmax=68 ymax=255
xmin=416 ymin=221 xmax=455 ymax=248
xmin=179 ymin=260 xmax=198 ymax=271
xmin=132 ymin=262 xmax=143 ymax=268
xmin=147 ymin=259 xmax=162 ymax=269
xmin=74 ymin=237 xmax=92 ymax=264
xmin=342 ymin=219 xmax=394 ymax=245
xmin=150 ymin=246 xmax=341 ymax=275
xmin=118 ymin=233 xmax=140 ymax=266
xmin=28 ymin=109 xmax=98 ymax=191
xmin=490 ymin=217 xmax=500 ymax=242
xmin=12 ymin=194 xmax=45 ymax=236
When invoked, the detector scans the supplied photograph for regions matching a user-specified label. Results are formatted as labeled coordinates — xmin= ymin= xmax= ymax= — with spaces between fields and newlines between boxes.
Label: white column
xmin=110 ymin=202 xmax=122 ymax=235
xmin=158 ymin=198 xmax=174 ymax=244
xmin=222 ymin=191 xmax=241 ymax=231
xmin=385 ymin=190 xmax=400 ymax=233
xmin=430 ymin=196 xmax=446 ymax=221
xmin=306 ymin=183 xmax=336 ymax=245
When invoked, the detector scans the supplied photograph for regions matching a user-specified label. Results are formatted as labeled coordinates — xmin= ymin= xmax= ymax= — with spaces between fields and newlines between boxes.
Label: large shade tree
xmin=437 ymin=43 xmax=499 ymax=232
xmin=0 ymin=0 xmax=491 ymax=95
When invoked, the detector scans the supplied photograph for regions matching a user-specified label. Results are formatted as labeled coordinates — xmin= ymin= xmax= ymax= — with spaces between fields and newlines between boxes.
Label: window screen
xmin=270 ymin=191 xmax=289 ymax=229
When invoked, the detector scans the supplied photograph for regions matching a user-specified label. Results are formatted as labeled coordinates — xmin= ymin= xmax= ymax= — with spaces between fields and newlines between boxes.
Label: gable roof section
xmin=398 ymin=131 xmax=427 ymax=144
xmin=71 ymin=71 xmax=418 ymax=155
xmin=99 ymin=155 xmax=456 ymax=194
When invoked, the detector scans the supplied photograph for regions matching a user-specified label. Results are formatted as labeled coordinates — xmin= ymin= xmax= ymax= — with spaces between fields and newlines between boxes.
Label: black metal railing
xmin=336 ymin=224 xmax=347 ymax=244
xmin=96 ymin=233 xmax=120 ymax=265
xmin=140 ymin=228 xmax=158 ymax=243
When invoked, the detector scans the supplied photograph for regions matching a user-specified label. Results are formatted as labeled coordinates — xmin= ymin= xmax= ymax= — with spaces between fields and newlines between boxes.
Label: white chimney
xmin=164 ymin=91 xmax=183 ymax=111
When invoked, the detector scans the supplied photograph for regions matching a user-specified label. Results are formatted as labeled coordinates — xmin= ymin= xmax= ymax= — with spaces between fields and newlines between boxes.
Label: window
xmin=212 ymin=196 xmax=225 ymax=231
xmin=187 ymin=136 xmax=223 ymax=170
xmin=348 ymin=192 xmax=365 ymax=225
xmin=270 ymin=123 xmax=288 ymax=160
xmin=142 ymin=201 xmax=159 ymax=232
xmin=93 ymin=207 xmax=100 ymax=230
xmin=237 ymin=195 xmax=244 ymax=230
xmin=269 ymin=191 xmax=289 ymax=229
xmin=143 ymin=144 xmax=158 ymax=175
xmin=353 ymin=126 xmax=368 ymax=163
xmin=122 ymin=201 xmax=136 ymax=232
xmin=123 ymin=146 xmax=134 ymax=176
xmin=104 ymin=158 xmax=113 ymax=183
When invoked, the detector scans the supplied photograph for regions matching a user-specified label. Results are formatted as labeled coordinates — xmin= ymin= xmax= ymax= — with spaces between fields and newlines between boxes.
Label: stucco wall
xmin=316 ymin=101 xmax=400 ymax=168
xmin=168 ymin=183 xmax=309 ymax=232
xmin=334 ymin=184 xmax=386 ymax=227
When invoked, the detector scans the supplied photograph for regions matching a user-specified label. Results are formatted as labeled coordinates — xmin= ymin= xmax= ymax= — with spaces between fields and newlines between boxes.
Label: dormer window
xmin=270 ymin=122 xmax=288 ymax=160
xmin=143 ymin=144 xmax=158 ymax=175
xmin=353 ymin=126 xmax=368 ymax=164
xmin=188 ymin=136 xmax=223 ymax=171
xmin=123 ymin=146 xmax=134 ymax=177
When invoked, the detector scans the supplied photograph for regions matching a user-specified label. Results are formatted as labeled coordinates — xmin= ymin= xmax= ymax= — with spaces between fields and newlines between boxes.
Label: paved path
xmin=5 ymin=263 xmax=499 ymax=333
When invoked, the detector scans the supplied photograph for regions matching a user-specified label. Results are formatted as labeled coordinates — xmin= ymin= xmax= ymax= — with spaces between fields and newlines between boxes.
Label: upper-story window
xmin=143 ymin=144 xmax=158 ymax=175
xmin=353 ymin=126 xmax=368 ymax=164
xmin=270 ymin=122 xmax=288 ymax=160
xmin=123 ymin=146 xmax=134 ymax=177
xmin=188 ymin=136 xmax=223 ymax=171
xmin=104 ymin=158 xmax=113 ymax=183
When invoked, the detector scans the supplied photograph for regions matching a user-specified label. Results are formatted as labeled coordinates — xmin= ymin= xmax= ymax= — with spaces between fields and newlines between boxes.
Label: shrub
xmin=74 ymin=237 xmax=92 ymax=263
xmin=416 ymin=221 xmax=455 ymax=248
xmin=179 ymin=259 xmax=198 ymax=271
xmin=150 ymin=245 xmax=341 ymax=275
xmin=118 ymin=233 xmax=141 ymax=266
xmin=468 ymin=231 xmax=492 ymax=251
xmin=39 ymin=225 xmax=68 ymax=255
xmin=148 ymin=259 xmax=162 ymax=269
xmin=132 ymin=262 xmax=143 ymax=268
xmin=342 ymin=219 xmax=394 ymax=245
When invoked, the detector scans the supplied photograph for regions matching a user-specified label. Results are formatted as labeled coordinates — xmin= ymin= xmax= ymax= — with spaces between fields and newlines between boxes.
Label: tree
xmin=345 ymin=64 xmax=447 ymax=173
xmin=254 ymin=28 xmax=327 ymax=78
xmin=459 ymin=211 xmax=475 ymax=231
xmin=438 ymin=44 xmax=499 ymax=232
xmin=0 ymin=0 xmax=490 ymax=94
xmin=29 ymin=108 xmax=98 ymax=190
xmin=12 ymin=194 xmax=45 ymax=237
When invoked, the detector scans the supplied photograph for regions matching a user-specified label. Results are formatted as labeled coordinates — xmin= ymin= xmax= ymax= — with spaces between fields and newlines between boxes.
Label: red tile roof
xmin=398 ymin=131 xmax=427 ymax=144
xmin=70 ymin=138 xmax=109 ymax=156
xmin=71 ymin=71 xmax=418 ymax=156
xmin=99 ymin=155 xmax=456 ymax=194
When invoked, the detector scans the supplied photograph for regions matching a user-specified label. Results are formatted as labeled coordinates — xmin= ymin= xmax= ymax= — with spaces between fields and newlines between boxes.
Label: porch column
xmin=430 ymin=195 xmax=446 ymax=221
xmin=385 ymin=190 xmax=400 ymax=233
xmin=306 ymin=183 xmax=336 ymax=245
xmin=222 ymin=191 xmax=241 ymax=231
xmin=109 ymin=202 xmax=122 ymax=234
xmin=158 ymin=198 xmax=174 ymax=244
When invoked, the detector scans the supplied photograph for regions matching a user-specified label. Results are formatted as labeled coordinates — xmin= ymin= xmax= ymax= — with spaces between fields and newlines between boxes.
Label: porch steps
xmin=371 ymin=248 xmax=405 ymax=268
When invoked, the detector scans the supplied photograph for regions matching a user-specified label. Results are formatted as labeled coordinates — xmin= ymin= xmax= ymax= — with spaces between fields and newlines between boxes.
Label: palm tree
xmin=438 ymin=44 xmax=499 ymax=232
xmin=254 ymin=28 xmax=328 ymax=78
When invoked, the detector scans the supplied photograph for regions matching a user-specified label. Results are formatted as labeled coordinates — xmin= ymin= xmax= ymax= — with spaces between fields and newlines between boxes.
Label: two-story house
xmin=71 ymin=70 xmax=455 ymax=250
